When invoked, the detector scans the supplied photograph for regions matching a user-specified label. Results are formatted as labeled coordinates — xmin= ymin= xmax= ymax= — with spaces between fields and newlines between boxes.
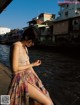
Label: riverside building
xmin=56 ymin=0 xmax=80 ymax=21
xmin=0 ymin=27 xmax=11 ymax=35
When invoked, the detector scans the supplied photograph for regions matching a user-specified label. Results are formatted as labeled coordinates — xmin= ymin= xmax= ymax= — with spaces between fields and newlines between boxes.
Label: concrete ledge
xmin=0 ymin=63 xmax=11 ymax=95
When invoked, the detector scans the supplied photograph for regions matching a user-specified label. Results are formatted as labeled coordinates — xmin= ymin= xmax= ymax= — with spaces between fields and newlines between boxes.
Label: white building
xmin=0 ymin=27 xmax=11 ymax=35
xmin=56 ymin=0 xmax=80 ymax=21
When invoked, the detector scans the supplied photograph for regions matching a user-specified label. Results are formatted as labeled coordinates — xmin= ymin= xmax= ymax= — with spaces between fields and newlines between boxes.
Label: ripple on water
xmin=0 ymin=44 xmax=10 ymax=67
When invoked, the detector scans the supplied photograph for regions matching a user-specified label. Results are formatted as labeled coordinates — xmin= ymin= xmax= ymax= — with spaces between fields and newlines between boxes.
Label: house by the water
xmin=0 ymin=27 xmax=23 ymax=44
xmin=57 ymin=0 xmax=80 ymax=21
xmin=26 ymin=0 xmax=80 ymax=46
xmin=29 ymin=0 xmax=80 ymax=46
xmin=0 ymin=27 xmax=11 ymax=43
xmin=27 ymin=13 xmax=55 ymax=46
xmin=52 ymin=0 xmax=80 ymax=45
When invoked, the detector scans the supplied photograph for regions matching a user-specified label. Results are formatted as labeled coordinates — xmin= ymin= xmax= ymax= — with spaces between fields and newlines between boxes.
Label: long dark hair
xmin=21 ymin=26 xmax=38 ymax=43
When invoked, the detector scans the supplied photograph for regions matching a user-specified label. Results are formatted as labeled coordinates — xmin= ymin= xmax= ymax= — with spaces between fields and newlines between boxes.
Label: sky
xmin=0 ymin=0 xmax=60 ymax=29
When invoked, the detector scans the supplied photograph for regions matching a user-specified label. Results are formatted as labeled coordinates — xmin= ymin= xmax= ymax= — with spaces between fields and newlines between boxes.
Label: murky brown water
xmin=29 ymin=47 xmax=80 ymax=105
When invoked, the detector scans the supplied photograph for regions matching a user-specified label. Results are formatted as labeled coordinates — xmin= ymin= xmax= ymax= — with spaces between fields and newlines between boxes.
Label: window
xmin=66 ymin=4 xmax=69 ymax=8
xmin=65 ymin=11 xmax=68 ymax=17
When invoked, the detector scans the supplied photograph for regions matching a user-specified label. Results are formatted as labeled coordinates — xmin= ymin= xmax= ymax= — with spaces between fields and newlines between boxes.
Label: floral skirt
xmin=8 ymin=70 xmax=47 ymax=105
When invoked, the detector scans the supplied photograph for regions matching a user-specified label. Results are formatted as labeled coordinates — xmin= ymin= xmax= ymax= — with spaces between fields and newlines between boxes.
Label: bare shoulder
xmin=12 ymin=41 xmax=21 ymax=51
xmin=13 ymin=41 xmax=21 ymax=46
xmin=13 ymin=41 xmax=22 ymax=48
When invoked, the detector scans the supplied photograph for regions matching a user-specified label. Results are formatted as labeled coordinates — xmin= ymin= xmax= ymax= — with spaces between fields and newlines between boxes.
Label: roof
xmin=54 ymin=15 xmax=80 ymax=23
xmin=0 ymin=0 xmax=13 ymax=13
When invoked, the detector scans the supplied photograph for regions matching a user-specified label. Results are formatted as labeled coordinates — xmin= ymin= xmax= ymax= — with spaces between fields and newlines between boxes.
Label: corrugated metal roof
xmin=0 ymin=0 xmax=12 ymax=13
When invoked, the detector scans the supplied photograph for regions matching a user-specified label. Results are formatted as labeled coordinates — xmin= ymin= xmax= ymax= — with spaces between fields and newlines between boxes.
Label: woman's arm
xmin=28 ymin=60 xmax=44 ymax=88
xmin=27 ymin=60 xmax=41 ymax=80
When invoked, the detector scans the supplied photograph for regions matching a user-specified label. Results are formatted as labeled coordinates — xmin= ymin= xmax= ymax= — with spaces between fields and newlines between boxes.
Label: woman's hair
xmin=21 ymin=26 xmax=38 ymax=43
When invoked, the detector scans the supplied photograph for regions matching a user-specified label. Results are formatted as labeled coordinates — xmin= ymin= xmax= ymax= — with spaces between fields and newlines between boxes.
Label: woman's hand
xmin=37 ymin=80 xmax=47 ymax=95
xmin=40 ymin=85 xmax=47 ymax=95
xmin=32 ymin=60 xmax=41 ymax=67
xmin=37 ymin=79 xmax=43 ymax=87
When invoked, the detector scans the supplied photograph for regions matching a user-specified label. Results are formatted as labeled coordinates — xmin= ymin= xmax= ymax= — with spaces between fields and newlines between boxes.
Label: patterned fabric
xmin=8 ymin=43 xmax=48 ymax=105
xmin=8 ymin=70 xmax=44 ymax=105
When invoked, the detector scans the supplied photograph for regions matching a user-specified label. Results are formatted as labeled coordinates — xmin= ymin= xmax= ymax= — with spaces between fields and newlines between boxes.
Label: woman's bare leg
xmin=28 ymin=83 xmax=54 ymax=105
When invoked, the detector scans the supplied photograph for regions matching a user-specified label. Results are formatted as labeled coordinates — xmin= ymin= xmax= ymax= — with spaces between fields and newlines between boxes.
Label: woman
xmin=8 ymin=27 xmax=54 ymax=105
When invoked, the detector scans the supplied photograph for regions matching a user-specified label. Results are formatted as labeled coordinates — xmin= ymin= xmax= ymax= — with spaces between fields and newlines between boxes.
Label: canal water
xmin=0 ymin=44 xmax=80 ymax=105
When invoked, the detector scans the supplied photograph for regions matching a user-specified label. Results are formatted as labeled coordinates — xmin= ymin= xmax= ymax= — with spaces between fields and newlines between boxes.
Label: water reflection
xmin=0 ymin=44 xmax=10 ymax=67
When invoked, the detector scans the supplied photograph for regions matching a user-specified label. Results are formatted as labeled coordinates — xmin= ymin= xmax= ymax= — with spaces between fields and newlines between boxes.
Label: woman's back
xmin=9 ymin=41 xmax=29 ymax=72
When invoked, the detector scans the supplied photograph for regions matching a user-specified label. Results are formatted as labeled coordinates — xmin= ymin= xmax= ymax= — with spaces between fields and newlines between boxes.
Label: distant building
xmin=6 ymin=29 xmax=23 ymax=44
xmin=57 ymin=0 xmax=80 ymax=21
xmin=28 ymin=19 xmax=43 ymax=26
xmin=28 ymin=13 xmax=55 ymax=26
xmin=27 ymin=13 xmax=55 ymax=45
xmin=0 ymin=27 xmax=11 ymax=35
xmin=38 ymin=13 xmax=55 ymax=22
